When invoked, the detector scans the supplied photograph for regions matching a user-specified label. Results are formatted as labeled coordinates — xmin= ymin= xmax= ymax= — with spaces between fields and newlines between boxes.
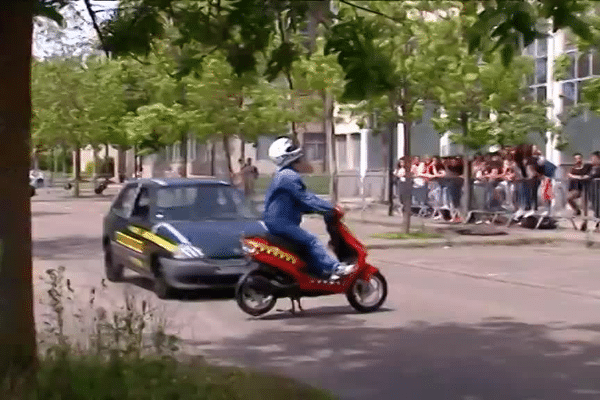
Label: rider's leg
xmin=266 ymin=223 xmax=340 ymax=277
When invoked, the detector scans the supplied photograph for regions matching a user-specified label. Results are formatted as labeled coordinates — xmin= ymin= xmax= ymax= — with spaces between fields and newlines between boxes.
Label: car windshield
xmin=155 ymin=184 xmax=257 ymax=221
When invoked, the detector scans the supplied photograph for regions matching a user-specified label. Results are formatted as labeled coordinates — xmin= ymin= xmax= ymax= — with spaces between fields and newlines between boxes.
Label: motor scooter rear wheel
xmin=346 ymin=271 xmax=387 ymax=313
xmin=236 ymin=271 xmax=277 ymax=316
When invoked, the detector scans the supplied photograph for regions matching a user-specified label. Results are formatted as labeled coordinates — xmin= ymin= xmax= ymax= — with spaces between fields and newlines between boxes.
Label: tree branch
xmin=338 ymin=0 xmax=401 ymax=23
xmin=82 ymin=0 xmax=110 ymax=57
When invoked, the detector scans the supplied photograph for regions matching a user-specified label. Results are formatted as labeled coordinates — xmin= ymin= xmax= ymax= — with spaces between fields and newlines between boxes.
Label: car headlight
xmin=173 ymin=244 xmax=205 ymax=259
xmin=240 ymin=238 xmax=257 ymax=255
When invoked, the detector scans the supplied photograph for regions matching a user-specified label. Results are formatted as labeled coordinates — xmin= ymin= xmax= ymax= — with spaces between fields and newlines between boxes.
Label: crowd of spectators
xmin=393 ymin=144 xmax=560 ymax=222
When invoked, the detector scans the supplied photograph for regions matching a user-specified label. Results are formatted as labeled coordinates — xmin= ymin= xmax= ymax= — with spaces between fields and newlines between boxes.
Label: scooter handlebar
xmin=334 ymin=204 xmax=345 ymax=219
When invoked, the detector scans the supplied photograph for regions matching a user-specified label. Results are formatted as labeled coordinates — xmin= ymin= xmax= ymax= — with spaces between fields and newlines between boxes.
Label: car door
xmin=108 ymin=183 xmax=147 ymax=274
xmin=126 ymin=185 xmax=155 ymax=274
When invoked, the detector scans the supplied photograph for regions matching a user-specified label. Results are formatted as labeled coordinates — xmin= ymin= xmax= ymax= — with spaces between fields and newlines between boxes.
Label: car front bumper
xmin=159 ymin=256 xmax=252 ymax=289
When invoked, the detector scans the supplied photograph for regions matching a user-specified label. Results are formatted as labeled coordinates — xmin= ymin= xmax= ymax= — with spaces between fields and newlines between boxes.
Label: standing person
xmin=567 ymin=153 xmax=590 ymax=216
xmin=581 ymin=151 xmax=600 ymax=231
xmin=241 ymin=157 xmax=259 ymax=198
xmin=446 ymin=157 xmax=464 ymax=222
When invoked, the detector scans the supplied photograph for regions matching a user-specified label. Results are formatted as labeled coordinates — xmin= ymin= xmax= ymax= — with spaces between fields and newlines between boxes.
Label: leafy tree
xmin=32 ymin=57 xmax=130 ymax=195
xmin=431 ymin=13 xmax=556 ymax=212
xmin=325 ymin=1 xmax=453 ymax=231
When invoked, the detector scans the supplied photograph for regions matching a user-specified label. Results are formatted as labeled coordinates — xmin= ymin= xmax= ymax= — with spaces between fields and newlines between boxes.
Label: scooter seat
xmin=261 ymin=233 xmax=305 ymax=256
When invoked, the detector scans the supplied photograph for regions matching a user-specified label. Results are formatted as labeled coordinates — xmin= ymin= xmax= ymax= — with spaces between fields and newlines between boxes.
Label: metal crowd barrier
xmin=393 ymin=176 xmax=579 ymax=228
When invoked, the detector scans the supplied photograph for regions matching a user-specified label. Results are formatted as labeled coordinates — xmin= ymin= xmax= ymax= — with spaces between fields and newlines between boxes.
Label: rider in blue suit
xmin=262 ymin=137 xmax=355 ymax=280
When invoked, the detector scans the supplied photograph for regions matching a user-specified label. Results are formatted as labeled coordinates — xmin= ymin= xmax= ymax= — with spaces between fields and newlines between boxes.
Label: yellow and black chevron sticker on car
xmin=128 ymin=225 xmax=178 ymax=252
xmin=115 ymin=231 xmax=144 ymax=253
xmin=245 ymin=240 xmax=298 ymax=264
xmin=129 ymin=256 xmax=147 ymax=269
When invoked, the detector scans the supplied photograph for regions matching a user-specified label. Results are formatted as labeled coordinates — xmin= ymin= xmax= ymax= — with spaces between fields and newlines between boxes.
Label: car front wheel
xmin=153 ymin=260 xmax=176 ymax=299
xmin=104 ymin=247 xmax=123 ymax=282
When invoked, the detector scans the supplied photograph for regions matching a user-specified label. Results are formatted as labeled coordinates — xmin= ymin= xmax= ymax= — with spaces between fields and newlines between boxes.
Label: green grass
xmin=14 ymin=356 xmax=337 ymax=400
xmin=371 ymin=231 xmax=444 ymax=240
xmin=255 ymin=175 xmax=330 ymax=195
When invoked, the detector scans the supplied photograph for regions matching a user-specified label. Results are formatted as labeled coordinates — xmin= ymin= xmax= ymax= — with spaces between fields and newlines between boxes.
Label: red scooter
xmin=236 ymin=206 xmax=388 ymax=316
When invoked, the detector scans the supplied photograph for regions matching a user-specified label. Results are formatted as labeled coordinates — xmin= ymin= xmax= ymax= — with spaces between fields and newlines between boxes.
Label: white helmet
xmin=268 ymin=137 xmax=303 ymax=168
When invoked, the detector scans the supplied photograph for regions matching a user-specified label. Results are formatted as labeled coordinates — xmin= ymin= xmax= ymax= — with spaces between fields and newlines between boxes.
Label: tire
xmin=235 ymin=271 xmax=277 ymax=316
xmin=153 ymin=261 xmax=175 ymax=299
xmin=346 ymin=271 xmax=387 ymax=313
xmin=104 ymin=247 xmax=123 ymax=282
xmin=30 ymin=186 xmax=36 ymax=197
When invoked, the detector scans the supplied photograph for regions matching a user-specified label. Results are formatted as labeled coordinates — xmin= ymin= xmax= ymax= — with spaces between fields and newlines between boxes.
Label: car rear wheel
xmin=104 ymin=247 xmax=123 ymax=282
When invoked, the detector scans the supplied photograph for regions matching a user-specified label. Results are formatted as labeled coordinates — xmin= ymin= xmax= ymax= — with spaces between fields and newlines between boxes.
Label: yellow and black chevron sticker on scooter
xmin=245 ymin=240 xmax=298 ymax=264
xmin=128 ymin=225 xmax=178 ymax=252
xmin=115 ymin=231 xmax=144 ymax=253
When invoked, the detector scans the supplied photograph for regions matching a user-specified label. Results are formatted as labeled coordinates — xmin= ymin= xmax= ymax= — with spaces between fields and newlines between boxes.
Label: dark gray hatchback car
xmin=102 ymin=178 xmax=267 ymax=298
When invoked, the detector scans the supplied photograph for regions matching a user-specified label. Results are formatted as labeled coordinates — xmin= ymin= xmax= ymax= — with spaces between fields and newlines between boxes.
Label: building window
xmin=558 ymin=49 xmax=600 ymax=110
xmin=335 ymin=135 xmax=347 ymax=170
xmin=256 ymin=136 xmax=275 ymax=160
xmin=351 ymin=133 xmax=360 ymax=170
xmin=562 ymin=82 xmax=576 ymax=108
xmin=188 ymin=135 xmax=196 ymax=161
xmin=304 ymin=132 xmax=325 ymax=161
xmin=172 ymin=143 xmax=181 ymax=162
xmin=578 ymin=52 xmax=591 ymax=78
xmin=526 ymin=37 xmax=548 ymax=104
xmin=536 ymin=86 xmax=547 ymax=103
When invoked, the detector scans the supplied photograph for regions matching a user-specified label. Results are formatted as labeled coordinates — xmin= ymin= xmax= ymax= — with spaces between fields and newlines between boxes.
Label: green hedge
xmin=255 ymin=175 xmax=330 ymax=195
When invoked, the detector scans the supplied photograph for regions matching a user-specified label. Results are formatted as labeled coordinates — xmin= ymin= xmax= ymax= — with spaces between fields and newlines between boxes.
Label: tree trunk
xmin=133 ymin=143 xmax=138 ymax=178
xmin=223 ymin=135 xmax=233 ymax=182
xmin=387 ymin=121 xmax=397 ymax=217
xmin=61 ymin=144 xmax=67 ymax=176
xmin=31 ymin=148 xmax=38 ymax=170
xmin=104 ymin=143 xmax=109 ymax=178
xmin=460 ymin=112 xmax=472 ymax=215
xmin=74 ymin=147 xmax=81 ymax=197
xmin=0 ymin=0 xmax=37 ymax=386
xmin=210 ymin=141 xmax=216 ymax=176
xmin=241 ymin=139 xmax=245 ymax=161
xmin=117 ymin=146 xmax=126 ymax=182
xmin=323 ymin=90 xmax=338 ymax=203
xmin=180 ymin=132 xmax=188 ymax=178
xmin=92 ymin=146 xmax=99 ymax=187
xmin=51 ymin=146 xmax=57 ymax=186
xmin=402 ymin=119 xmax=412 ymax=234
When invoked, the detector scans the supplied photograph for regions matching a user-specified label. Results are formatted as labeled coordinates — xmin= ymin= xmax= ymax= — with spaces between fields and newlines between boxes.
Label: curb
xmin=364 ymin=237 xmax=564 ymax=250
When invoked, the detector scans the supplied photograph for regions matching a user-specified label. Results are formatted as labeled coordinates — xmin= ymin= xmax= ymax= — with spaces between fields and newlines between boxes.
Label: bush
xmin=1 ymin=267 xmax=336 ymax=400
xmin=29 ymin=356 xmax=336 ymax=400
xmin=84 ymin=158 xmax=115 ymax=177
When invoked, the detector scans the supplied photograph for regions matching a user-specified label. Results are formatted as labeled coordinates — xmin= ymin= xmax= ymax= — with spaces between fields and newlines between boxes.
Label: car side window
xmin=131 ymin=187 xmax=151 ymax=218
xmin=112 ymin=186 xmax=137 ymax=217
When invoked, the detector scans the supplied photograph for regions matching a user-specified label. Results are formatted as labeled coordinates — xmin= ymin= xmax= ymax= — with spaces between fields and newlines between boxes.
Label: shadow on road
xmin=32 ymin=211 xmax=70 ymax=217
xmin=257 ymin=305 xmax=394 ymax=321
xmin=33 ymin=236 xmax=101 ymax=259
xmin=196 ymin=316 xmax=600 ymax=400
xmin=32 ymin=196 xmax=114 ymax=203
xmin=122 ymin=275 xmax=235 ymax=301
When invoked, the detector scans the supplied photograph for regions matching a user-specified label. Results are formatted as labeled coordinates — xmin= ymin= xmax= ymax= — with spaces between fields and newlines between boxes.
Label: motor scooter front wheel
xmin=236 ymin=271 xmax=277 ymax=316
xmin=346 ymin=271 xmax=387 ymax=313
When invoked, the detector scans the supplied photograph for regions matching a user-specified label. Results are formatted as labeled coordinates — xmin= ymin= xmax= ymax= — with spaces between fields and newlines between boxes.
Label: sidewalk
xmin=338 ymin=203 xmax=599 ymax=250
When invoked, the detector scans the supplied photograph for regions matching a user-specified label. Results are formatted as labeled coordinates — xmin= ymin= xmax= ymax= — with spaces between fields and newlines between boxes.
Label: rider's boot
xmin=329 ymin=262 xmax=356 ymax=281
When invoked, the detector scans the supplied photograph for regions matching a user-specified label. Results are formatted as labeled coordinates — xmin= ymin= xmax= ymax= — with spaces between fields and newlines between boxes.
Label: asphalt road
xmin=31 ymin=188 xmax=600 ymax=400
